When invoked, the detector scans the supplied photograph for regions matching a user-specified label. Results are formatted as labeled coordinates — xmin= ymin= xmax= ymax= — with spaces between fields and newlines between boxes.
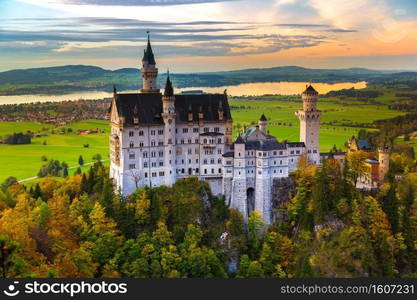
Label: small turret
xmin=163 ymin=70 xmax=174 ymax=98
xmin=258 ymin=114 xmax=267 ymax=135
xmin=378 ymin=145 xmax=390 ymax=182
xmin=162 ymin=70 xmax=175 ymax=116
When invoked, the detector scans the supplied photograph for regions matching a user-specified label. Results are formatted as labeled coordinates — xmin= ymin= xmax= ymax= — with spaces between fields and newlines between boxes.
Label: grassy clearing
xmin=0 ymin=120 xmax=109 ymax=182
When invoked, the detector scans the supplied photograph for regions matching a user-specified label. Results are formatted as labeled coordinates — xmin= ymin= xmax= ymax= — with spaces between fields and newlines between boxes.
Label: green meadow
xmin=0 ymin=120 xmax=110 ymax=182
xmin=0 ymin=96 xmax=406 ymax=182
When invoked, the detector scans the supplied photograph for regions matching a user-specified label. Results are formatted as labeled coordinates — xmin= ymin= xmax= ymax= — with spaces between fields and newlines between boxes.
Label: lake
xmin=0 ymin=81 xmax=367 ymax=105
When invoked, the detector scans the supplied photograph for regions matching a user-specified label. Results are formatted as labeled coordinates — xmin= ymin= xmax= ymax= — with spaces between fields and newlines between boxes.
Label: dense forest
xmin=1 ymin=147 xmax=416 ymax=278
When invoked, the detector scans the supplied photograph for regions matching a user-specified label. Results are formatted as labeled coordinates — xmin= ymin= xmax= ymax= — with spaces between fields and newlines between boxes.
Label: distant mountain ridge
xmin=0 ymin=65 xmax=415 ymax=96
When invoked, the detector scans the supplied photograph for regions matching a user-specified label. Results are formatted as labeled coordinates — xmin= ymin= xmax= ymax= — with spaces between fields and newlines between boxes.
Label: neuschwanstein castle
xmin=109 ymin=36 xmax=322 ymax=224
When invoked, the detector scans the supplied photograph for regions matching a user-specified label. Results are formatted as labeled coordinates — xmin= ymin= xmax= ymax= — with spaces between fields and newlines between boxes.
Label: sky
xmin=0 ymin=0 xmax=417 ymax=72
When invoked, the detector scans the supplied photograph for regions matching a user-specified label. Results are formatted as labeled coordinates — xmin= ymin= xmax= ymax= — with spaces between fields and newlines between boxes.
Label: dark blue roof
xmin=303 ymin=84 xmax=318 ymax=94
xmin=357 ymin=139 xmax=372 ymax=150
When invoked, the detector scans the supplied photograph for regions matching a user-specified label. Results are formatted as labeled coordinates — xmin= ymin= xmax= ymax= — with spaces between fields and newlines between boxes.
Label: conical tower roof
xmin=142 ymin=33 xmax=156 ymax=65
xmin=164 ymin=70 xmax=174 ymax=97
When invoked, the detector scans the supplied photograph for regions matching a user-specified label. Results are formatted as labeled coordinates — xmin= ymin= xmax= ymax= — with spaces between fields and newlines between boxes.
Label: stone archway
xmin=247 ymin=187 xmax=255 ymax=217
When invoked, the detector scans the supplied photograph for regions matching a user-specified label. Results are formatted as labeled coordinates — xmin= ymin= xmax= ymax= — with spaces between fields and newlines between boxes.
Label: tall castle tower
xmin=162 ymin=72 xmax=176 ymax=186
xmin=378 ymin=145 xmax=390 ymax=182
xmin=141 ymin=34 xmax=159 ymax=93
xmin=295 ymin=85 xmax=321 ymax=164
xmin=231 ymin=136 xmax=248 ymax=218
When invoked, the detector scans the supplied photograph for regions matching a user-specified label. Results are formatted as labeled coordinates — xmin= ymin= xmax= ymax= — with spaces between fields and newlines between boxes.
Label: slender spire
xmin=259 ymin=114 xmax=267 ymax=121
xmin=164 ymin=70 xmax=174 ymax=97
xmin=142 ymin=31 xmax=156 ymax=65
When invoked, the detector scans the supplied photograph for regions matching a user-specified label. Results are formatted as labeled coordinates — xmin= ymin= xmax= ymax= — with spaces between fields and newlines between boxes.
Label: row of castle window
xmin=129 ymin=148 xmax=222 ymax=158
xmin=237 ymin=169 xmax=284 ymax=175
xmin=176 ymin=168 xmax=222 ymax=175
xmin=290 ymin=150 xmax=301 ymax=154
xmin=144 ymin=171 xmax=165 ymax=178
xmin=180 ymin=127 xmax=220 ymax=133
xmin=128 ymin=137 xmax=222 ymax=148
xmin=129 ymin=130 xmax=164 ymax=137
xmin=128 ymin=127 xmax=222 ymax=137
xmin=307 ymin=149 xmax=318 ymax=153
xmin=130 ymin=156 xmax=222 ymax=167
xmin=238 ymin=150 xmax=297 ymax=157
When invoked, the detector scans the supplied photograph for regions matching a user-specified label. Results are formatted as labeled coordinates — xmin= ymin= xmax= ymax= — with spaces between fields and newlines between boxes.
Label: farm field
xmin=0 ymin=97 xmax=406 ymax=182
xmin=0 ymin=120 xmax=109 ymax=182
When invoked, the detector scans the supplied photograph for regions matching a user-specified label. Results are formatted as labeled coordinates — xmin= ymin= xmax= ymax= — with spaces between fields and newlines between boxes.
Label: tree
xmin=347 ymin=150 xmax=368 ymax=185
xmin=74 ymin=167 xmax=82 ymax=176
xmin=312 ymin=161 xmax=332 ymax=224
xmin=2 ymin=177 xmax=18 ymax=189
xmin=381 ymin=183 xmax=400 ymax=233
xmin=0 ymin=235 xmax=20 ymax=278
xmin=259 ymin=231 xmax=294 ymax=277
xmin=129 ymin=170 xmax=141 ymax=189
xmin=247 ymin=210 xmax=265 ymax=258
xmin=92 ymin=154 xmax=102 ymax=163
xmin=133 ymin=189 xmax=151 ymax=226
xmin=62 ymin=162 xmax=69 ymax=178
xmin=310 ymin=226 xmax=375 ymax=277
xmin=78 ymin=155 xmax=84 ymax=166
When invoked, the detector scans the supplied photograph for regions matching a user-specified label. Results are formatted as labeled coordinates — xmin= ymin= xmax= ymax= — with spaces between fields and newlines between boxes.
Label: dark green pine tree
xmin=87 ymin=167 xmax=96 ymax=194
xmin=99 ymin=179 xmax=115 ymax=218
xmin=401 ymin=207 xmax=417 ymax=272
xmin=382 ymin=183 xmax=399 ymax=233
xmin=312 ymin=160 xmax=332 ymax=224
xmin=78 ymin=155 xmax=84 ymax=166
xmin=62 ymin=162 xmax=69 ymax=177
xmin=80 ymin=173 xmax=88 ymax=193
xmin=74 ymin=167 xmax=82 ymax=175
xmin=30 ymin=183 xmax=42 ymax=200
xmin=294 ymin=176 xmax=313 ymax=231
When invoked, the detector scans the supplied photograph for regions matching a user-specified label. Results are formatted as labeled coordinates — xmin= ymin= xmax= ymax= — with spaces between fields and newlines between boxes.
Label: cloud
xmin=307 ymin=0 xmax=389 ymax=28
xmin=275 ymin=23 xmax=329 ymax=28
xmin=1 ymin=17 xmax=328 ymax=57
xmin=55 ymin=0 xmax=239 ymax=6
xmin=325 ymin=29 xmax=357 ymax=33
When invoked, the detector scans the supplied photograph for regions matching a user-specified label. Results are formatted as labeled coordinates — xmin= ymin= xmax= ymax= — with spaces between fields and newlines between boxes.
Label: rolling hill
xmin=0 ymin=65 xmax=415 ymax=95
